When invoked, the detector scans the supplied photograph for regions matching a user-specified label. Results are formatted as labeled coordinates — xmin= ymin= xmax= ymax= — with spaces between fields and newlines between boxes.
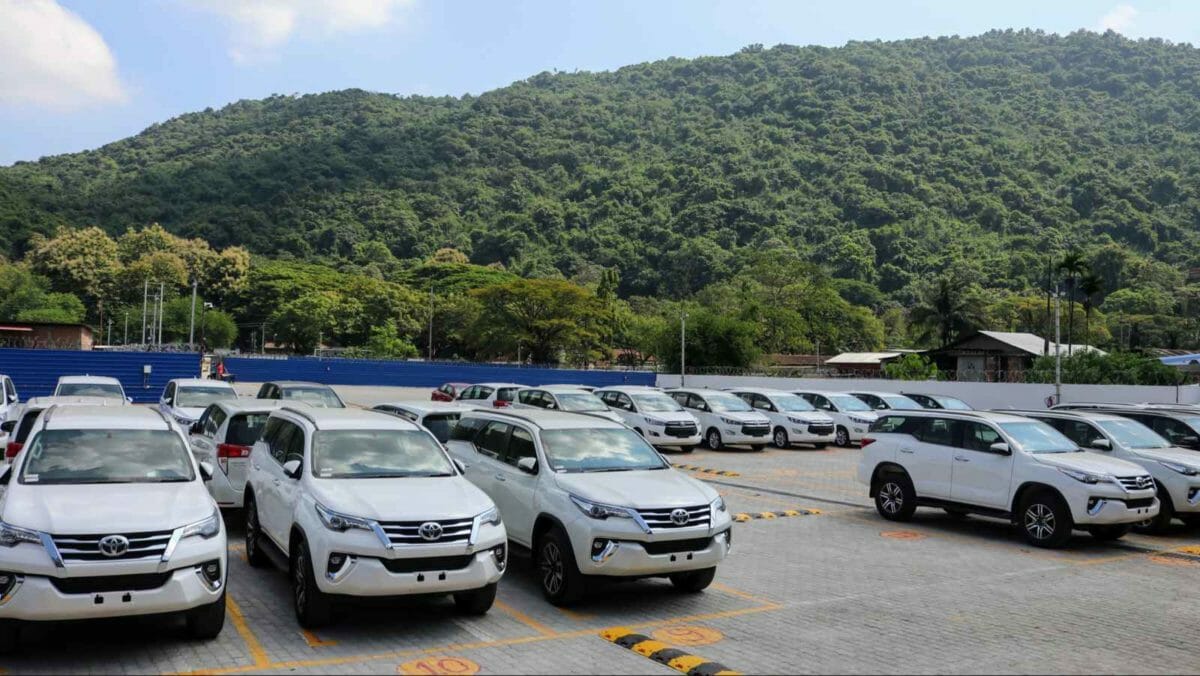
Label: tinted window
xmin=1149 ymin=417 xmax=1199 ymax=446
xmin=1044 ymin=419 xmax=1098 ymax=447
xmin=227 ymin=413 xmax=271 ymax=446
xmin=870 ymin=415 xmax=910 ymax=433
xmin=914 ymin=418 xmax=954 ymax=446
xmin=959 ymin=421 xmax=1003 ymax=452
xmin=504 ymin=427 xmax=537 ymax=468
xmin=205 ymin=406 xmax=227 ymax=437
xmin=4 ymin=378 xmax=15 ymax=400
xmin=518 ymin=390 xmax=536 ymax=405
xmin=269 ymin=421 xmax=298 ymax=463
xmin=855 ymin=394 xmax=884 ymax=409
xmin=449 ymin=415 xmax=484 ymax=441
xmin=475 ymin=421 xmax=510 ymax=458
xmin=496 ymin=388 xmax=519 ymax=402
xmin=22 ymin=429 xmax=194 ymax=484
xmin=15 ymin=409 xmax=42 ymax=443
xmin=476 ymin=386 xmax=495 ymax=400
xmin=422 ymin=413 xmax=460 ymax=443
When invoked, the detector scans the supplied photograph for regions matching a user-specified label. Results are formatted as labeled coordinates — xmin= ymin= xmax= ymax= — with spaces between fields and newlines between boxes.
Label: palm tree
xmin=1078 ymin=272 xmax=1103 ymax=347
xmin=910 ymin=274 xmax=985 ymax=348
xmin=1057 ymin=250 xmax=1089 ymax=355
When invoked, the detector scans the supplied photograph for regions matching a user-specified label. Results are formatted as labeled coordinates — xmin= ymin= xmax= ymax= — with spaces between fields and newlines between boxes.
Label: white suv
xmin=665 ymin=388 xmax=771 ymax=451
xmin=242 ymin=406 xmax=506 ymax=628
xmin=793 ymin=390 xmax=879 ymax=447
xmin=445 ymin=409 xmax=732 ymax=606
xmin=728 ymin=388 xmax=836 ymax=449
xmin=514 ymin=386 xmax=624 ymax=424
xmin=595 ymin=386 xmax=702 ymax=452
xmin=1018 ymin=409 xmax=1200 ymax=533
xmin=859 ymin=410 xmax=1159 ymax=548
xmin=160 ymin=378 xmax=239 ymax=429
xmin=0 ymin=405 xmax=226 ymax=651
xmin=53 ymin=375 xmax=129 ymax=402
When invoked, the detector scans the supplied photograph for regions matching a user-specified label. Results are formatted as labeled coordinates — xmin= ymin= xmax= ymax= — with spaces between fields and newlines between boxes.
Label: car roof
xmin=537 ymin=385 xmax=599 ymax=394
xmin=57 ymin=375 xmax=122 ymax=385
xmin=789 ymin=389 xmax=856 ymax=396
xmin=879 ymin=409 xmax=1034 ymax=424
xmin=472 ymin=382 xmax=524 ymax=388
xmin=266 ymin=381 xmax=332 ymax=388
xmin=725 ymin=386 xmax=793 ymax=396
xmin=594 ymin=385 xmax=663 ymax=393
xmin=665 ymin=387 xmax=737 ymax=396
xmin=462 ymin=408 xmax=626 ymax=430
xmin=374 ymin=401 xmax=475 ymax=414
xmin=1008 ymin=409 xmax=1129 ymax=423
xmin=851 ymin=391 xmax=917 ymax=397
xmin=275 ymin=406 xmax=420 ymax=431
xmin=171 ymin=378 xmax=235 ymax=388
xmin=25 ymin=395 xmax=125 ymax=408
xmin=42 ymin=405 xmax=173 ymax=431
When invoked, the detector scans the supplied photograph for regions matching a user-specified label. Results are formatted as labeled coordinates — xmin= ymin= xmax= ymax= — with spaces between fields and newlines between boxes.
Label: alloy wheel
xmin=245 ymin=507 xmax=258 ymax=558
xmin=707 ymin=430 xmax=721 ymax=449
xmin=774 ymin=429 xmax=788 ymax=448
xmin=1025 ymin=503 xmax=1055 ymax=540
xmin=879 ymin=482 xmax=904 ymax=515
xmin=539 ymin=542 xmax=564 ymax=596
xmin=293 ymin=550 xmax=307 ymax=614
xmin=836 ymin=428 xmax=849 ymax=446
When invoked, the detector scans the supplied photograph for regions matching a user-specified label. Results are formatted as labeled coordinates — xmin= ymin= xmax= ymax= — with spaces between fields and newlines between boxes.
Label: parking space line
xmin=552 ymin=605 xmax=595 ymax=622
xmin=493 ymin=599 xmax=558 ymax=637
xmin=710 ymin=582 xmax=775 ymax=606
xmin=226 ymin=595 xmax=269 ymax=668
xmin=300 ymin=628 xmax=338 ymax=648
xmin=599 ymin=626 xmax=740 ymax=675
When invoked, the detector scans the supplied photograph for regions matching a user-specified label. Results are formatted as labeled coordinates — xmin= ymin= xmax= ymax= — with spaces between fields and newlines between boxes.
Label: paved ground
xmin=4 ymin=385 xmax=1200 ymax=674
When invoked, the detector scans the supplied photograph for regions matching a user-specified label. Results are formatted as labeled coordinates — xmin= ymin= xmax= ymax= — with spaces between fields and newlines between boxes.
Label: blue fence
xmin=0 ymin=349 xmax=201 ymax=403
xmin=223 ymin=356 xmax=655 ymax=389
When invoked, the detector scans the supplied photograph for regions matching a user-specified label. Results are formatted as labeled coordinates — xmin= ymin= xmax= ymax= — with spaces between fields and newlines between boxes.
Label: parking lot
xmin=3 ymin=386 xmax=1200 ymax=675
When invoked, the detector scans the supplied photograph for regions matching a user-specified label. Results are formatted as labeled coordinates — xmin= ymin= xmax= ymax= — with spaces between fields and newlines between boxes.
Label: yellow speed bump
xmin=600 ymin=626 xmax=740 ymax=676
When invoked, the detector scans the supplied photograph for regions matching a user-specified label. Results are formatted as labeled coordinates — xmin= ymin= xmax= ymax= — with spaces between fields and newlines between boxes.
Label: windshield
xmin=226 ymin=413 xmax=270 ymax=446
xmin=56 ymin=383 xmax=123 ymax=399
xmin=882 ymin=395 xmax=922 ymax=410
xmin=539 ymin=428 xmax=668 ymax=473
xmin=1177 ymin=416 xmax=1200 ymax=432
xmin=829 ymin=394 xmax=872 ymax=412
xmin=176 ymin=386 xmax=237 ymax=408
xmin=631 ymin=393 xmax=683 ymax=412
xmin=705 ymin=393 xmax=753 ymax=412
xmin=556 ymin=393 xmax=608 ymax=412
xmin=311 ymin=429 xmax=454 ymax=478
xmin=21 ymin=429 xmax=195 ymax=484
xmin=773 ymin=394 xmax=816 ymax=412
xmin=282 ymin=387 xmax=343 ymax=408
xmin=422 ymin=413 xmax=461 ymax=443
xmin=1098 ymin=419 xmax=1169 ymax=449
xmin=934 ymin=396 xmax=972 ymax=410
xmin=1000 ymin=422 xmax=1079 ymax=454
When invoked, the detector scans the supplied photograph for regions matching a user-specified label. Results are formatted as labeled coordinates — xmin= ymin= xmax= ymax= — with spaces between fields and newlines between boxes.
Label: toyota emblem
xmin=669 ymin=508 xmax=690 ymax=526
xmin=418 ymin=522 xmax=443 ymax=542
xmin=98 ymin=534 xmax=130 ymax=558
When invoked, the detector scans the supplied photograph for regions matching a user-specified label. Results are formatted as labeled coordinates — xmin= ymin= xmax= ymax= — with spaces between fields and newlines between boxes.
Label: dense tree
xmin=910 ymin=274 xmax=987 ymax=348
xmin=468 ymin=279 xmax=604 ymax=364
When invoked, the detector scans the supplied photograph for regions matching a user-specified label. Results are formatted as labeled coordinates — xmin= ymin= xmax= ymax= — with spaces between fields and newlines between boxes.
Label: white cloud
xmin=191 ymin=0 xmax=413 ymax=63
xmin=1097 ymin=4 xmax=1137 ymax=33
xmin=0 ymin=0 xmax=126 ymax=109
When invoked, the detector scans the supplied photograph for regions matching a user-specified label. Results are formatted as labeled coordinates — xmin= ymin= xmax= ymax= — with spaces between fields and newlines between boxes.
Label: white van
xmin=595 ymin=386 xmax=702 ymax=452
xmin=792 ymin=390 xmax=879 ymax=447
xmin=728 ymin=387 xmax=836 ymax=449
xmin=664 ymin=388 xmax=771 ymax=451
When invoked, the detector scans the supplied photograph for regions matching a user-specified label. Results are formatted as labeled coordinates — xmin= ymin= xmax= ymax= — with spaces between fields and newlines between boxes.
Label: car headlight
xmin=1058 ymin=468 xmax=1115 ymax=485
xmin=850 ymin=416 xmax=873 ymax=425
xmin=0 ymin=521 xmax=42 ymax=548
xmin=788 ymin=417 xmax=809 ymax=425
xmin=1158 ymin=460 xmax=1200 ymax=476
xmin=644 ymin=416 xmax=666 ymax=426
xmin=476 ymin=506 xmax=502 ymax=527
xmin=711 ymin=496 xmax=726 ymax=513
xmin=315 ymin=502 xmax=376 ymax=532
xmin=570 ymin=494 xmax=634 ymax=520
xmin=720 ymin=417 xmax=741 ymax=426
xmin=180 ymin=508 xmax=221 ymax=540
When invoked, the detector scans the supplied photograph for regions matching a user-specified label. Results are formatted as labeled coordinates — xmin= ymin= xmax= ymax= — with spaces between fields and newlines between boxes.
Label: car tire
xmin=292 ymin=538 xmax=332 ymax=628
xmin=773 ymin=427 xmax=790 ymax=449
xmin=453 ymin=583 xmax=497 ymax=616
xmin=1133 ymin=487 xmax=1174 ymax=535
xmin=186 ymin=591 xmax=226 ymax=639
xmin=705 ymin=428 xmax=723 ymax=451
xmin=1087 ymin=524 xmax=1130 ymax=542
xmin=0 ymin=621 xmax=20 ymax=654
xmin=874 ymin=472 xmax=917 ymax=521
xmin=1019 ymin=490 xmax=1074 ymax=549
xmin=244 ymin=496 xmax=268 ymax=569
xmin=536 ymin=526 xmax=585 ymax=606
xmin=680 ymin=445 xmax=696 ymax=454
xmin=1179 ymin=515 xmax=1200 ymax=529
xmin=750 ymin=444 xmax=766 ymax=452
xmin=812 ymin=443 xmax=828 ymax=450
xmin=669 ymin=567 xmax=716 ymax=593
xmin=835 ymin=426 xmax=850 ymax=447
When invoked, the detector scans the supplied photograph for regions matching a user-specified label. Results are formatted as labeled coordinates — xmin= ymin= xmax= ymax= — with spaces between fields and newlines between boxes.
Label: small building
xmin=928 ymin=331 xmax=1104 ymax=382
xmin=0 ymin=322 xmax=94 ymax=350
xmin=824 ymin=351 xmax=910 ymax=376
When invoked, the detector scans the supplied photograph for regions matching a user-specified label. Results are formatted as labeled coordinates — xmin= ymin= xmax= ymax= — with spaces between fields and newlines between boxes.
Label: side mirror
xmin=6 ymin=394 xmax=15 ymax=404
xmin=163 ymin=397 xmax=173 ymax=406
xmin=189 ymin=421 xmax=203 ymax=435
xmin=0 ymin=464 xmax=11 ymax=485
xmin=546 ymin=403 xmax=557 ymax=410
xmin=198 ymin=461 xmax=214 ymax=482
xmin=517 ymin=457 xmax=538 ymax=474
xmin=453 ymin=458 xmax=468 ymax=473
xmin=0 ymin=421 xmax=14 ymax=434
xmin=1090 ymin=438 xmax=1111 ymax=450
xmin=989 ymin=442 xmax=1011 ymax=455
xmin=282 ymin=459 xmax=302 ymax=479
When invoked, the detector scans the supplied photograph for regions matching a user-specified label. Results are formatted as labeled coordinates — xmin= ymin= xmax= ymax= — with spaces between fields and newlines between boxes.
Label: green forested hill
xmin=4 ymin=29 xmax=1200 ymax=304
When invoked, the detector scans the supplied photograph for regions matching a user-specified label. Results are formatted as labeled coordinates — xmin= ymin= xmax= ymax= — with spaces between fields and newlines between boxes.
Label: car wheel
xmin=453 ymin=583 xmax=497 ymax=616
xmin=186 ymin=591 xmax=226 ymax=639
xmin=0 ymin=620 xmax=20 ymax=654
xmin=244 ymin=496 xmax=268 ymax=568
xmin=536 ymin=526 xmax=585 ymax=606
xmin=874 ymin=472 xmax=916 ymax=521
xmin=678 ymin=445 xmax=696 ymax=454
xmin=835 ymin=426 xmax=850 ymax=447
xmin=1020 ymin=491 xmax=1074 ymax=549
xmin=705 ymin=428 xmax=723 ymax=450
xmin=291 ymin=539 xmax=332 ymax=628
xmin=669 ymin=567 xmax=716 ymax=593
xmin=773 ymin=427 xmax=789 ymax=448
xmin=1132 ymin=488 xmax=1173 ymax=535
xmin=812 ymin=443 xmax=828 ymax=450
xmin=1087 ymin=524 xmax=1130 ymax=542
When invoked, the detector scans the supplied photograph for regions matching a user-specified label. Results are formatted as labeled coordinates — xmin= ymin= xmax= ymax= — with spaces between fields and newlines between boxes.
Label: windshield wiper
xmin=581 ymin=467 xmax=641 ymax=473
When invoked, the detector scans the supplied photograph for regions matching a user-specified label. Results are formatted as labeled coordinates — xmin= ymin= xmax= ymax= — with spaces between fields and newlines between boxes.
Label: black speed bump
xmin=673 ymin=463 xmax=741 ymax=477
xmin=600 ymin=626 xmax=739 ymax=676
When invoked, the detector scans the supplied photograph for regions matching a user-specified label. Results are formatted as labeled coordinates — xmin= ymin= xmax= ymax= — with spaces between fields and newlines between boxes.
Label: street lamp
xmin=680 ymin=310 xmax=688 ymax=388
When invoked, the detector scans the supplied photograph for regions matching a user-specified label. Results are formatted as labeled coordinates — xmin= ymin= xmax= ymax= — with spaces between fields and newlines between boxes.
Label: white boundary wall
xmin=654 ymin=374 xmax=1200 ymax=410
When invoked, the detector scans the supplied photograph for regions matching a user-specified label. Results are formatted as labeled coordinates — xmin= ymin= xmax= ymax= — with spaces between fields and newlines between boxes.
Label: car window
xmin=284 ymin=424 xmax=306 ymax=467
xmin=1044 ymin=419 xmax=1097 ymax=447
xmin=226 ymin=413 xmax=270 ymax=446
xmin=312 ymin=430 xmax=453 ymax=478
xmin=281 ymin=387 xmax=343 ymax=408
xmin=669 ymin=392 xmax=689 ymax=407
xmin=539 ymin=428 xmax=667 ymax=472
xmin=1150 ymin=417 xmax=1199 ymax=445
xmin=802 ymin=394 xmax=833 ymax=411
xmin=204 ymin=406 xmax=227 ymax=437
xmin=260 ymin=417 xmax=282 ymax=446
xmin=870 ymin=415 xmax=909 ymax=433
xmin=15 ymin=409 xmax=42 ymax=444
xmin=269 ymin=420 xmax=297 ymax=464
xmin=176 ymin=385 xmax=237 ymax=408
xmin=422 ymin=413 xmax=461 ymax=443
xmin=4 ymin=378 xmax=15 ymax=401
xmin=856 ymin=394 xmax=884 ymax=409
xmin=449 ymin=416 xmax=485 ymax=442
xmin=914 ymin=418 xmax=954 ymax=446
xmin=497 ymin=387 xmax=519 ymax=403
xmin=195 ymin=406 xmax=214 ymax=436
xmin=518 ymin=390 xmax=536 ymax=405
xmin=503 ymin=426 xmax=537 ymax=469
xmin=475 ymin=421 xmax=510 ymax=458
xmin=56 ymin=383 xmax=125 ymax=399
xmin=164 ymin=383 xmax=176 ymax=402
xmin=959 ymin=421 xmax=1003 ymax=452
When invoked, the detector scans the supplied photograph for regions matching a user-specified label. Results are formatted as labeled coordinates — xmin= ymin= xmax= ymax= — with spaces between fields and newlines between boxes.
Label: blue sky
xmin=0 ymin=0 xmax=1194 ymax=165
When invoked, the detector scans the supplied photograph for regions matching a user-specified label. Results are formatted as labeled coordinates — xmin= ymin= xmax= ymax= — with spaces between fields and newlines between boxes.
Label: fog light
xmin=590 ymin=539 xmax=619 ymax=564
xmin=194 ymin=560 xmax=222 ymax=590
xmin=326 ymin=553 xmax=356 ymax=582
xmin=328 ymin=553 xmax=346 ymax=574
xmin=1087 ymin=498 xmax=1106 ymax=516
xmin=491 ymin=544 xmax=507 ymax=572
xmin=0 ymin=571 xmax=22 ymax=605
xmin=1189 ymin=487 xmax=1200 ymax=505
xmin=724 ymin=529 xmax=733 ymax=551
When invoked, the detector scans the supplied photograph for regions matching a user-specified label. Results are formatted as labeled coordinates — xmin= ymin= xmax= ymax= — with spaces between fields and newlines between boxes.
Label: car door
xmin=259 ymin=420 xmax=297 ymax=547
xmin=189 ymin=404 xmax=221 ymax=464
xmin=160 ymin=382 xmax=176 ymax=415
xmin=491 ymin=425 xmax=540 ymax=545
xmin=615 ymin=392 xmax=638 ymax=426
xmin=948 ymin=420 xmax=1013 ymax=509
xmin=463 ymin=420 xmax=511 ymax=501
xmin=904 ymin=417 xmax=955 ymax=499
xmin=275 ymin=423 xmax=306 ymax=544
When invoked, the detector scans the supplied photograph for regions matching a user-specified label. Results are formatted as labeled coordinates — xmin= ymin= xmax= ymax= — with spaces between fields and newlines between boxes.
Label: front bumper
xmin=1163 ymin=481 xmax=1200 ymax=515
xmin=580 ymin=529 xmax=730 ymax=577
xmin=1072 ymin=496 xmax=1160 ymax=525
xmin=315 ymin=549 xmax=505 ymax=597
xmin=718 ymin=429 xmax=770 ymax=446
xmin=788 ymin=427 xmax=837 ymax=444
xmin=645 ymin=430 xmax=703 ymax=448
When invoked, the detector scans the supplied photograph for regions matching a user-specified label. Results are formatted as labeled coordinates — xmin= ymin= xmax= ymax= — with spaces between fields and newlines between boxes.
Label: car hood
xmin=711 ymin=411 xmax=770 ymax=424
xmin=308 ymin=476 xmax=493 ymax=521
xmin=2 ymin=482 xmax=214 ymax=534
xmin=553 ymin=468 xmax=716 ymax=508
xmin=171 ymin=407 xmax=206 ymax=421
xmin=1128 ymin=446 xmax=1200 ymax=470
xmin=1033 ymin=452 xmax=1147 ymax=476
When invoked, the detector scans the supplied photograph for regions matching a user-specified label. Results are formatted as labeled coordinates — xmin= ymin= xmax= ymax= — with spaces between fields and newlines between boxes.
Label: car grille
xmin=641 ymin=536 xmax=714 ymax=556
xmin=807 ymin=424 xmax=835 ymax=435
xmin=636 ymin=505 xmax=711 ymax=530
xmin=380 ymin=555 xmax=475 ymax=574
xmin=664 ymin=422 xmax=698 ymax=438
xmin=1116 ymin=475 xmax=1155 ymax=491
xmin=740 ymin=423 xmax=770 ymax=437
xmin=377 ymin=517 xmax=473 ymax=545
xmin=1123 ymin=497 xmax=1155 ymax=509
xmin=49 ymin=572 xmax=172 ymax=594
xmin=51 ymin=530 xmax=174 ymax=562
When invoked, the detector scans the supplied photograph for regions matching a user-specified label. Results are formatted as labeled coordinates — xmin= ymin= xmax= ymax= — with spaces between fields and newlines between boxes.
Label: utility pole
xmin=188 ymin=279 xmax=198 ymax=349
xmin=157 ymin=282 xmax=165 ymax=345
xmin=107 ymin=318 xmax=113 ymax=346
xmin=141 ymin=280 xmax=149 ymax=344
xmin=679 ymin=311 xmax=688 ymax=388
xmin=123 ymin=312 xmax=128 ymax=345
xmin=1054 ymin=284 xmax=1062 ymax=406
xmin=1043 ymin=255 xmax=1052 ymax=356
xmin=427 ymin=283 xmax=434 ymax=361
xmin=261 ymin=321 xmax=266 ymax=354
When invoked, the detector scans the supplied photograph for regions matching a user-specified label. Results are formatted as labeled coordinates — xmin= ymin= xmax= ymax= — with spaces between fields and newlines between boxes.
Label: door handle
xmin=954 ymin=455 xmax=970 ymax=462
xmin=494 ymin=474 xmax=507 ymax=482
xmin=252 ymin=463 xmax=260 ymax=471
xmin=899 ymin=448 xmax=914 ymax=454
